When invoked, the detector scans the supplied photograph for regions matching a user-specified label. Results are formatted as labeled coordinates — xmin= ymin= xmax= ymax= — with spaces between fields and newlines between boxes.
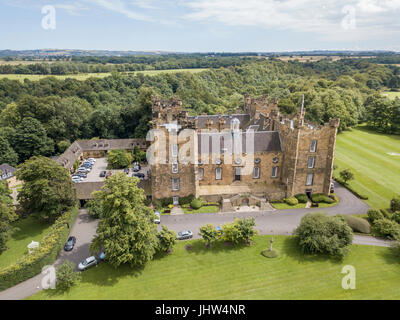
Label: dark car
xmin=330 ymin=182 xmax=335 ymax=193
xmin=100 ymin=171 xmax=106 ymax=177
xmin=133 ymin=163 xmax=141 ymax=172
xmin=64 ymin=236 xmax=76 ymax=251
xmin=133 ymin=172 xmax=145 ymax=180
xmin=74 ymin=172 xmax=87 ymax=178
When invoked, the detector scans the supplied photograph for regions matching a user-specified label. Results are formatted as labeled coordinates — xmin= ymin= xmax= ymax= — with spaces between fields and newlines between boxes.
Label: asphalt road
xmin=0 ymin=181 xmax=392 ymax=300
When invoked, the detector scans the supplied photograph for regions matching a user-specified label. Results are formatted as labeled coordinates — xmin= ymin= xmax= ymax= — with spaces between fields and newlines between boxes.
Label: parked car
xmin=100 ymin=170 xmax=106 ymax=177
xmin=133 ymin=163 xmax=141 ymax=172
xmin=82 ymin=163 xmax=92 ymax=169
xmin=77 ymin=167 xmax=90 ymax=173
xmin=87 ymin=158 xmax=96 ymax=163
xmin=74 ymin=172 xmax=87 ymax=178
xmin=330 ymin=182 xmax=335 ymax=193
xmin=215 ymin=226 xmax=223 ymax=236
xmin=133 ymin=173 xmax=145 ymax=180
xmin=78 ymin=256 xmax=98 ymax=271
xmin=98 ymin=251 xmax=106 ymax=261
xmin=64 ymin=236 xmax=76 ymax=251
xmin=105 ymin=171 xmax=112 ymax=179
xmin=71 ymin=175 xmax=84 ymax=181
xmin=124 ymin=168 xmax=130 ymax=174
xmin=154 ymin=211 xmax=161 ymax=224
xmin=72 ymin=176 xmax=83 ymax=183
xmin=177 ymin=230 xmax=193 ymax=240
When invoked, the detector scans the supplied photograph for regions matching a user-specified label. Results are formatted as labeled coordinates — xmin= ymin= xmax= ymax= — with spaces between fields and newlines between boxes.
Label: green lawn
xmin=0 ymin=215 xmax=52 ymax=269
xmin=0 ymin=68 xmax=208 ymax=82
xmin=382 ymin=91 xmax=400 ymax=100
xmin=334 ymin=125 xmax=400 ymax=209
xmin=29 ymin=235 xmax=400 ymax=300
xmin=182 ymin=205 xmax=220 ymax=214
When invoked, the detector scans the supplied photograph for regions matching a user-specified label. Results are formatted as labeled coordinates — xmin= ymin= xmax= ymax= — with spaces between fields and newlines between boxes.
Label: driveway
xmin=0 ymin=182 xmax=388 ymax=300
xmin=0 ymin=209 xmax=98 ymax=300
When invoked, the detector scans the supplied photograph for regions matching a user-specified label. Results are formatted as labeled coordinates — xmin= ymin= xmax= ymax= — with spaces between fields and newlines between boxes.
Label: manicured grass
xmin=382 ymin=91 xmax=400 ymax=100
xmin=0 ymin=68 xmax=208 ymax=82
xmin=0 ymin=215 xmax=52 ymax=269
xmin=271 ymin=202 xmax=306 ymax=210
xmin=182 ymin=205 xmax=220 ymax=214
xmin=334 ymin=125 xmax=400 ymax=209
xmin=29 ymin=235 xmax=400 ymax=300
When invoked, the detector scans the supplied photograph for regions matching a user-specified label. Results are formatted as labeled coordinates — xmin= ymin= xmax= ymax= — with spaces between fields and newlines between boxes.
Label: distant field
xmin=334 ymin=125 xmax=400 ymax=209
xmin=276 ymin=55 xmax=375 ymax=63
xmin=0 ymin=68 xmax=209 ymax=82
xmin=29 ymin=235 xmax=400 ymax=300
xmin=382 ymin=91 xmax=400 ymax=100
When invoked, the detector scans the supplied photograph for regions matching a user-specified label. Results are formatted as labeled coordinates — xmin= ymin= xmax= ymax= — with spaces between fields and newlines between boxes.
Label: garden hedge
xmin=284 ymin=197 xmax=299 ymax=206
xmin=311 ymin=193 xmax=335 ymax=204
xmin=342 ymin=215 xmax=371 ymax=234
xmin=0 ymin=206 xmax=79 ymax=291
xmin=294 ymin=194 xmax=308 ymax=204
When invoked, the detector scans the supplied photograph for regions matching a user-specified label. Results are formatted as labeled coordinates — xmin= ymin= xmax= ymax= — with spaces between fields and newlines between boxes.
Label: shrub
xmin=0 ymin=206 xmax=78 ymax=291
xmin=341 ymin=215 xmax=371 ymax=234
xmin=190 ymin=199 xmax=203 ymax=210
xmin=391 ymin=195 xmax=400 ymax=212
xmin=157 ymin=225 xmax=177 ymax=253
xmin=339 ymin=169 xmax=354 ymax=184
xmin=199 ymin=224 xmax=217 ymax=247
xmin=294 ymin=194 xmax=308 ymax=204
xmin=372 ymin=219 xmax=400 ymax=240
xmin=367 ymin=209 xmax=384 ymax=223
xmin=236 ymin=218 xmax=257 ymax=244
xmin=392 ymin=212 xmax=400 ymax=224
xmin=56 ymin=260 xmax=81 ymax=291
xmin=153 ymin=197 xmax=173 ymax=210
xmin=380 ymin=208 xmax=393 ymax=219
xmin=85 ymin=199 xmax=103 ymax=219
xmin=294 ymin=212 xmax=353 ymax=258
xmin=284 ymin=197 xmax=298 ymax=206
xmin=178 ymin=194 xmax=195 ymax=206
xmin=311 ymin=193 xmax=335 ymax=204
xmin=221 ymin=222 xmax=242 ymax=245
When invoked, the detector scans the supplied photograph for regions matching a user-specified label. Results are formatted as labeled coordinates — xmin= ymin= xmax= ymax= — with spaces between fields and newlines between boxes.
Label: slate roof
xmin=197 ymin=131 xmax=283 ymax=154
xmin=188 ymin=114 xmax=251 ymax=129
xmin=0 ymin=164 xmax=16 ymax=180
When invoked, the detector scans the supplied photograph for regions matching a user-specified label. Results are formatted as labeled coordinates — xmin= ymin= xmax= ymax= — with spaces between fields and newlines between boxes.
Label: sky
xmin=0 ymin=0 xmax=400 ymax=52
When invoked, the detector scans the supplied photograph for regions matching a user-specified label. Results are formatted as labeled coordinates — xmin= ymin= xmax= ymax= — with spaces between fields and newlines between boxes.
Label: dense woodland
xmin=0 ymin=56 xmax=399 ymax=166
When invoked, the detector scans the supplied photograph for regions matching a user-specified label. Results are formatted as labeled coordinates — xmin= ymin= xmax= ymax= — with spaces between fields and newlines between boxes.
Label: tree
xmin=339 ymin=169 xmax=354 ymax=185
xmin=390 ymin=195 xmax=400 ymax=212
xmin=56 ymin=261 xmax=81 ymax=291
xmin=221 ymin=222 xmax=242 ymax=245
xmin=294 ymin=212 xmax=353 ymax=258
xmin=132 ymin=146 xmax=146 ymax=163
xmin=13 ymin=117 xmax=54 ymax=162
xmin=0 ymin=180 xmax=17 ymax=253
xmin=90 ymin=173 xmax=158 ymax=268
xmin=199 ymin=224 xmax=217 ymax=247
xmin=0 ymin=134 xmax=18 ymax=166
xmin=16 ymin=156 xmax=76 ymax=221
xmin=157 ymin=225 xmax=177 ymax=253
xmin=107 ymin=149 xmax=133 ymax=169
xmin=236 ymin=218 xmax=257 ymax=244
xmin=371 ymin=218 xmax=400 ymax=240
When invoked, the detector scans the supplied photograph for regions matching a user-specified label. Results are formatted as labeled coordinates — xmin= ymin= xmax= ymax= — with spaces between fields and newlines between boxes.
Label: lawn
xmin=334 ymin=125 xmax=400 ymax=209
xmin=0 ymin=68 xmax=208 ymax=82
xmin=382 ymin=91 xmax=400 ymax=100
xmin=271 ymin=194 xmax=338 ymax=210
xmin=29 ymin=235 xmax=400 ymax=300
xmin=0 ymin=215 xmax=52 ymax=269
xmin=182 ymin=205 xmax=220 ymax=214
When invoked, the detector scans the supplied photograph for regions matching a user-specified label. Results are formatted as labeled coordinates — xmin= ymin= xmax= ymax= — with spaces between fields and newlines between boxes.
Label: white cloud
xmin=183 ymin=0 xmax=400 ymax=41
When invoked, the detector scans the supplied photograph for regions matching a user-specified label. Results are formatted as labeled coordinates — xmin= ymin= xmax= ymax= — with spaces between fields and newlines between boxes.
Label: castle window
xmin=216 ymin=167 xmax=222 ymax=180
xmin=255 ymin=158 xmax=261 ymax=164
xmin=306 ymin=173 xmax=314 ymax=186
xmin=308 ymin=156 xmax=315 ymax=169
xmin=253 ymin=167 xmax=260 ymax=179
xmin=172 ymin=178 xmax=180 ymax=191
xmin=172 ymin=163 xmax=179 ymax=174
xmin=235 ymin=158 xmax=242 ymax=165
xmin=198 ymin=168 xmax=204 ymax=180
xmin=215 ymin=158 xmax=222 ymax=165
xmin=271 ymin=166 xmax=278 ymax=178
xmin=272 ymin=157 xmax=279 ymax=163
xmin=234 ymin=167 xmax=241 ymax=181
xmin=310 ymin=140 xmax=317 ymax=153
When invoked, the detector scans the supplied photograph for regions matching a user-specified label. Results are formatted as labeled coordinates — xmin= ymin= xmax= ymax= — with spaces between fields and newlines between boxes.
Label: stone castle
xmin=149 ymin=95 xmax=339 ymax=208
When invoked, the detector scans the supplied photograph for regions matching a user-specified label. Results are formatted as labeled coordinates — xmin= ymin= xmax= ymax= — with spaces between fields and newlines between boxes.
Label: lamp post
xmin=270 ymin=238 xmax=274 ymax=252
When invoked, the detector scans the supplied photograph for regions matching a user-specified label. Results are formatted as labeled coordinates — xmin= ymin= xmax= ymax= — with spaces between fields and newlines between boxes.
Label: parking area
xmin=74 ymin=157 xmax=150 ymax=183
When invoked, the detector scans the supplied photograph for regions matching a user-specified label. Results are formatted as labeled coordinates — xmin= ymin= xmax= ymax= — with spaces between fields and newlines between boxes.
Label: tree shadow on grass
xmin=280 ymin=236 xmax=344 ymax=265
xmin=182 ymin=239 xmax=248 ymax=256
xmin=376 ymin=246 xmax=400 ymax=266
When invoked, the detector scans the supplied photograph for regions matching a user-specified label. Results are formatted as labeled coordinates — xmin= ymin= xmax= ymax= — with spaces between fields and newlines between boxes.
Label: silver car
xmin=154 ymin=211 xmax=161 ymax=224
xmin=78 ymin=256 xmax=98 ymax=271
xmin=177 ymin=230 xmax=193 ymax=240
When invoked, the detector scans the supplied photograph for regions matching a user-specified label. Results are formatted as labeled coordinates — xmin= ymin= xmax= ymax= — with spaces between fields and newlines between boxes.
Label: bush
xmin=311 ymin=193 xmax=335 ymax=204
xmin=153 ymin=197 xmax=173 ymax=210
xmin=190 ymin=199 xmax=203 ymax=210
xmin=157 ymin=225 xmax=177 ymax=253
xmin=391 ymin=195 xmax=400 ymax=212
xmin=294 ymin=212 xmax=353 ymax=258
xmin=380 ymin=208 xmax=393 ymax=219
xmin=178 ymin=194 xmax=195 ymax=206
xmin=199 ymin=224 xmax=217 ymax=247
xmin=341 ymin=215 xmax=371 ymax=234
xmin=367 ymin=209 xmax=384 ymax=223
xmin=294 ymin=194 xmax=308 ymax=204
xmin=372 ymin=219 xmax=400 ymax=240
xmin=284 ymin=197 xmax=298 ymax=206
xmin=392 ymin=212 xmax=400 ymax=224
xmin=56 ymin=260 xmax=81 ymax=291
xmin=0 ymin=206 xmax=79 ymax=291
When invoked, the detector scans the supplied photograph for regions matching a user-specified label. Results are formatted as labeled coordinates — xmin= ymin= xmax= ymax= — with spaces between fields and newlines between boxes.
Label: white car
xmin=72 ymin=177 xmax=83 ymax=183
xmin=87 ymin=158 xmax=96 ymax=163
xmin=77 ymin=167 xmax=90 ymax=173
xmin=154 ymin=211 xmax=161 ymax=224
xmin=78 ymin=256 xmax=98 ymax=271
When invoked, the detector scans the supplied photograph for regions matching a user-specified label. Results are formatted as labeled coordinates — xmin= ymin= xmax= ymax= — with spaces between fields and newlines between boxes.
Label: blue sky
xmin=0 ymin=0 xmax=399 ymax=52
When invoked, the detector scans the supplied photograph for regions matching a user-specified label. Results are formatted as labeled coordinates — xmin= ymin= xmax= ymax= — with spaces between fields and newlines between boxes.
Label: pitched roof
xmin=0 ymin=164 xmax=16 ymax=174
